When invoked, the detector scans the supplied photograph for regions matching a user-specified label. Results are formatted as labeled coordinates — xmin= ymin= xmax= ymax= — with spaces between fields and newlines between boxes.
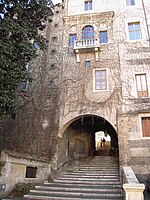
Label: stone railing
xmin=122 ymin=167 xmax=145 ymax=200
xmin=74 ymin=38 xmax=100 ymax=50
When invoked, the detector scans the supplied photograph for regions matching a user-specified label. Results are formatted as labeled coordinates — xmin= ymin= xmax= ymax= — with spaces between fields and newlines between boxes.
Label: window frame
xmin=128 ymin=22 xmax=142 ymax=41
xmin=84 ymin=1 xmax=92 ymax=11
xmin=93 ymin=68 xmax=108 ymax=92
xmin=139 ymin=113 xmax=150 ymax=139
xmin=100 ymin=31 xmax=108 ymax=44
xmin=135 ymin=73 xmax=148 ymax=98
xmin=69 ymin=34 xmax=77 ymax=47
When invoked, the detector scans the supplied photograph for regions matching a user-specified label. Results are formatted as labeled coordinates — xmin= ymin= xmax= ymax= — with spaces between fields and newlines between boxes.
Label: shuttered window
xmin=135 ymin=74 xmax=148 ymax=97
xmin=141 ymin=117 xmax=150 ymax=137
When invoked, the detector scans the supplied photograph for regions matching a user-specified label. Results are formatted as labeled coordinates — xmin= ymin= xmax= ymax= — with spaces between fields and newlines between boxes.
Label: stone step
xmin=73 ymin=168 xmax=119 ymax=171
xmin=29 ymin=189 xmax=122 ymax=196
xmin=61 ymin=174 xmax=120 ymax=178
xmin=43 ymin=182 xmax=122 ymax=188
xmin=57 ymin=177 xmax=120 ymax=181
xmin=52 ymin=179 xmax=121 ymax=185
xmin=62 ymin=172 xmax=119 ymax=176
xmin=24 ymin=194 xmax=123 ymax=200
xmin=23 ymin=156 xmax=123 ymax=200
xmin=24 ymin=191 xmax=123 ymax=199
xmin=35 ymin=185 xmax=122 ymax=192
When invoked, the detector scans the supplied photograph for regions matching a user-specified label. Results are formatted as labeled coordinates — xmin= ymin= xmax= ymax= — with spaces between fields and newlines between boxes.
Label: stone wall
xmin=0 ymin=150 xmax=51 ymax=194
xmin=0 ymin=3 xmax=65 ymax=160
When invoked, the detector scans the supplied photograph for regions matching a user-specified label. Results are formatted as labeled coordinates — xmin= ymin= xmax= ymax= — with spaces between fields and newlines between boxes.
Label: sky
xmin=52 ymin=0 xmax=62 ymax=4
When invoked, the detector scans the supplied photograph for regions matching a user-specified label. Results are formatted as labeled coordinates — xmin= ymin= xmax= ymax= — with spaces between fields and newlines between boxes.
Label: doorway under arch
xmin=57 ymin=115 xmax=119 ymax=166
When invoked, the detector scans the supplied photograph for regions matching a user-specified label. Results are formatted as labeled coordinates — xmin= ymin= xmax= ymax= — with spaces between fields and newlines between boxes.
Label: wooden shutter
xmin=142 ymin=117 xmax=150 ymax=137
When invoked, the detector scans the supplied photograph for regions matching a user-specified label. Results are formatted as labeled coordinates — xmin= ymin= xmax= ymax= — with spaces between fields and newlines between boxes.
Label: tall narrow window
xmin=84 ymin=1 xmax=92 ymax=11
xmin=135 ymin=74 xmax=148 ymax=97
xmin=128 ymin=22 xmax=141 ymax=40
xmin=100 ymin=31 xmax=108 ymax=43
xmin=94 ymin=69 xmax=107 ymax=91
xmin=82 ymin=26 xmax=94 ymax=40
xmin=126 ymin=0 xmax=135 ymax=6
xmin=69 ymin=34 xmax=76 ymax=47
xmin=141 ymin=117 xmax=150 ymax=137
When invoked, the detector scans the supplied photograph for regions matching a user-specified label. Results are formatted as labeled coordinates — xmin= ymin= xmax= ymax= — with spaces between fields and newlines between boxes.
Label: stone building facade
xmin=0 ymin=0 xmax=150 ymax=193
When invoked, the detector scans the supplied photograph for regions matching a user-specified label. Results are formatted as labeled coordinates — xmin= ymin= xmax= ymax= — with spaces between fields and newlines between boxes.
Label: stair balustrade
xmin=122 ymin=166 xmax=145 ymax=200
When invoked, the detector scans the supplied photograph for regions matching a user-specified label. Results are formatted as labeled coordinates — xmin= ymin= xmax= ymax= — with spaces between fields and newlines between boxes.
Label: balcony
xmin=74 ymin=38 xmax=100 ymax=50
xmin=73 ymin=38 xmax=100 ymax=62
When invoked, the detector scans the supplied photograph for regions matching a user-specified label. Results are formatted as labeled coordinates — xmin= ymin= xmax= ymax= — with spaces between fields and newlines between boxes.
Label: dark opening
xmin=58 ymin=115 xmax=119 ymax=165
xmin=25 ymin=166 xmax=37 ymax=178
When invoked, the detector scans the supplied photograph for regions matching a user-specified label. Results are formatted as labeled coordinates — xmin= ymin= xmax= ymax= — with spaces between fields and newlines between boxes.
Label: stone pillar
xmin=123 ymin=183 xmax=145 ymax=200
xmin=75 ymin=50 xmax=80 ymax=62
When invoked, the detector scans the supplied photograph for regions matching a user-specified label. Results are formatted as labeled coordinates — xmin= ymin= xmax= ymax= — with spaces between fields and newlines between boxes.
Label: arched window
xmin=82 ymin=26 xmax=94 ymax=40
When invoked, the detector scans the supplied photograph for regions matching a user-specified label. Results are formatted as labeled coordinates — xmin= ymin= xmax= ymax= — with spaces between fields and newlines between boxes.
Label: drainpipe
xmin=141 ymin=0 xmax=150 ymax=44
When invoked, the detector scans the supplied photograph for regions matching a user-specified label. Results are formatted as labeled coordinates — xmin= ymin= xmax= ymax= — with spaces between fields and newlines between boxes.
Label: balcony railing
xmin=74 ymin=38 xmax=100 ymax=50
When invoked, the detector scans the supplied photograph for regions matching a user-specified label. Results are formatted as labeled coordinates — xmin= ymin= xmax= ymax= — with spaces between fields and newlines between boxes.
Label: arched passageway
xmin=58 ymin=115 xmax=119 ymax=165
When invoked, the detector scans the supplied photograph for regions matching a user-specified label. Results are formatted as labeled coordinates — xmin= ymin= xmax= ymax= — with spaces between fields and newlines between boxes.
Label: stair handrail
xmin=56 ymin=149 xmax=96 ymax=171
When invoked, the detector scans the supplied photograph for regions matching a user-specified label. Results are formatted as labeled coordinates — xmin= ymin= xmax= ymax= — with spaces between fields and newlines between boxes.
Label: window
xmin=85 ymin=61 xmax=91 ymax=68
xmin=25 ymin=166 xmax=37 ymax=178
xmin=126 ymin=0 xmax=135 ymax=6
xmin=52 ymin=36 xmax=57 ymax=42
xmin=128 ymin=22 xmax=141 ymax=40
xmin=141 ymin=117 xmax=150 ymax=137
xmin=84 ymin=1 xmax=92 ymax=11
xmin=69 ymin=34 xmax=76 ymax=47
xmin=82 ymin=26 xmax=94 ymax=40
xmin=94 ymin=69 xmax=107 ymax=91
xmin=100 ymin=31 xmax=108 ymax=43
xmin=135 ymin=74 xmax=148 ymax=97
xmin=18 ymin=80 xmax=28 ymax=91
xmin=33 ymin=42 xmax=39 ymax=49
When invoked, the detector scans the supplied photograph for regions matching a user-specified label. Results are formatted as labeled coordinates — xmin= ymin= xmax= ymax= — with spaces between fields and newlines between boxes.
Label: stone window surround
xmin=93 ymin=68 xmax=109 ymax=92
xmin=139 ymin=113 xmax=150 ymax=139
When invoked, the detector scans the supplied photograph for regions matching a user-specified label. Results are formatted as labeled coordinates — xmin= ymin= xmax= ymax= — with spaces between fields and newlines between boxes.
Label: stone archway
xmin=57 ymin=114 xmax=119 ymax=167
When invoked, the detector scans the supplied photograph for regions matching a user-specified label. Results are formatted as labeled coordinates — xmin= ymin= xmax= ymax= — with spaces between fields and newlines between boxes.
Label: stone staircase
xmin=24 ymin=156 xmax=123 ymax=200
